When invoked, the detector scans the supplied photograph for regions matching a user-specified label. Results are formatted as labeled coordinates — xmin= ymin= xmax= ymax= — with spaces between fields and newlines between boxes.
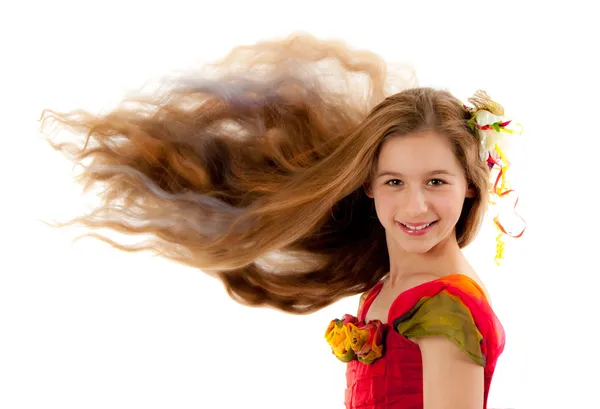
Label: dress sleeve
xmin=392 ymin=291 xmax=486 ymax=366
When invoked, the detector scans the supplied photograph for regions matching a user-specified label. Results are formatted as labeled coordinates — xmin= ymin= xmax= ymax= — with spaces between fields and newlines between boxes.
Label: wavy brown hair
xmin=40 ymin=33 xmax=490 ymax=314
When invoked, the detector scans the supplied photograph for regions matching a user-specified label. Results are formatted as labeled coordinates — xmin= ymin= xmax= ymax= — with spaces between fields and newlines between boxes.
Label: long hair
xmin=40 ymin=33 xmax=490 ymax=314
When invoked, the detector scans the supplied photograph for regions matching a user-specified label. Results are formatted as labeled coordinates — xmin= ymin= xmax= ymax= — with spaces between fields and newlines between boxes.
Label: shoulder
xmin=356 ymin=282 xmax=381 ymax=315
xmin=402 ymin=275 xmax=494 ymax=409
xmin=392 ymin=273 xmax=504 ymax=367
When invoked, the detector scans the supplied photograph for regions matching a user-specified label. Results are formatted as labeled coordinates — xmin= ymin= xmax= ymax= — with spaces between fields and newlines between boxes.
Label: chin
xmin=392 ymin=235 xmax=437 ymax=253
xmin=402 ymin=244 xmax=438 ymax=255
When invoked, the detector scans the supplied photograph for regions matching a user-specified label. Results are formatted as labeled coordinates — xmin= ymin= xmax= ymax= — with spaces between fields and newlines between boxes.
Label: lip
xmin=395 ymin=220 xmax=437 ymax=236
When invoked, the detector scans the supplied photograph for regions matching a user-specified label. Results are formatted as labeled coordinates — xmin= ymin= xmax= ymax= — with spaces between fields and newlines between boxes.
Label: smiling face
xmin=367 ymin=130 xmax=475 ymax=255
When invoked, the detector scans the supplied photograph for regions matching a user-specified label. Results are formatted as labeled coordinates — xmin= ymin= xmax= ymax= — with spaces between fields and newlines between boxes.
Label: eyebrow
xmin=375 ymin=169 xmax=457 ymax=179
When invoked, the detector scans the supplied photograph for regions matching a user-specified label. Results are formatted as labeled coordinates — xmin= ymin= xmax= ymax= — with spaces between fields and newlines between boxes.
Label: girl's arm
xmin=414 ymin=336 xmax=484 ymax=409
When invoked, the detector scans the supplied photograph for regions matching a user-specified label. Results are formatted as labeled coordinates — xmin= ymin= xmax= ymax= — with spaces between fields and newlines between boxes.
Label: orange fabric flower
xmin=348 ymin=321 xmax=385 ymax=364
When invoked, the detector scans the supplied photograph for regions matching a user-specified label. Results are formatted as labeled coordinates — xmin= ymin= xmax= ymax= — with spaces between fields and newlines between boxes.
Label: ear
xmin=465 ymin=183 xmax=476 ymax=199
xmin=364 ymin=183 xmax=374 ymax=198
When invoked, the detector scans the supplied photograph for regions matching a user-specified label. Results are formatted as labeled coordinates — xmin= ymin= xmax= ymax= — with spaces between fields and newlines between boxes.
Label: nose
xmin=404 ymin=187 xmax=428 ymax=217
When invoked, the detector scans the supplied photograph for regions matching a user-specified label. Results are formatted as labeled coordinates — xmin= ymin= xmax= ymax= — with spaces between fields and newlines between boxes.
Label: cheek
xmin=372 ymin=191 xmax=396 ymax=219
xmin=433 ymin=192 xmax=466 ymax=218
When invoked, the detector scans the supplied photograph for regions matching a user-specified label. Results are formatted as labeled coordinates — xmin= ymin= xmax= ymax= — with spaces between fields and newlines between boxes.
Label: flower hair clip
xmin=462 ymin=90 xmax=526 ymax=265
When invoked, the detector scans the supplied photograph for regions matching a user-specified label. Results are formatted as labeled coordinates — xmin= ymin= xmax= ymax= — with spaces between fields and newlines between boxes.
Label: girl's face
xmin=367 ymin=131 xmax=475 ymax=255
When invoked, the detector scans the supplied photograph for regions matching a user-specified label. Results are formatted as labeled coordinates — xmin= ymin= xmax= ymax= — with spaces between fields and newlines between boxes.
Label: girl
xmin=40 ymin=33 xmax=524 ymax=409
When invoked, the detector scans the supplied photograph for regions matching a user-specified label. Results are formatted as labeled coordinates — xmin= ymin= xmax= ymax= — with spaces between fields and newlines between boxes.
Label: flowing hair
xmin=39 ymin=33 xmax=490 ymax=314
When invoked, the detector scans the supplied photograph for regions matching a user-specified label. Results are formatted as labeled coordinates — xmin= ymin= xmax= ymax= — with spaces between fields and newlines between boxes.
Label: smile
xmin=396 ymin=221 xmax=438 ymax=235
xmin=401 ymin=222 xmax=434 ymax=230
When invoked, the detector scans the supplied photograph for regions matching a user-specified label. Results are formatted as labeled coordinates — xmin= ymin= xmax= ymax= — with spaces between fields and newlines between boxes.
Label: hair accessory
xmin=462 ymin=91 xmax=526 ymax=265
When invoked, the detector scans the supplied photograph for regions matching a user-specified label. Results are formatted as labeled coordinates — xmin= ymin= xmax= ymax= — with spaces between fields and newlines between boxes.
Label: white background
xmin=1 ymin=1 xmax=598 ymax=408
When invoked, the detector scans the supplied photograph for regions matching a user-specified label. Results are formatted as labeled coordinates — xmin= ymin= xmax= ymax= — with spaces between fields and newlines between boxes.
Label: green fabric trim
xmin=394 ymin=292 xmax=485 ymax=366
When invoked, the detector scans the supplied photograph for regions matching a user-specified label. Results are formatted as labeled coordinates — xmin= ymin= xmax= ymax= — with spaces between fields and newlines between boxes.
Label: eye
xmin=385 ymin=179 xmax=403 ymax=186
xmin=427 ymin=179 xmax=447 ymax=186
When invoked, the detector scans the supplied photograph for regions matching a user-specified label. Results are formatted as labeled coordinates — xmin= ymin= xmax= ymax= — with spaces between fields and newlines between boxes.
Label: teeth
xmin=402 ymin=222 xmax=433 ymax=230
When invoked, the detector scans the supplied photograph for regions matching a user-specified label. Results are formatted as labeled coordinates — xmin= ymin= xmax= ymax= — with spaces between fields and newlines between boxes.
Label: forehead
xmin=377 ymin=131 xmax=461 ymax=173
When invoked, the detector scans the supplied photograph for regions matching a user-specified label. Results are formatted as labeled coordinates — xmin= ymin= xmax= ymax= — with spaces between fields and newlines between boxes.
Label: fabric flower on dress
xmin=325 ymin=314 xmax=385 ymax=364
xmin=325 ymin=314 xmax=359 ymax=362
xmin=347 ymin=320 xmax=385 ymax=364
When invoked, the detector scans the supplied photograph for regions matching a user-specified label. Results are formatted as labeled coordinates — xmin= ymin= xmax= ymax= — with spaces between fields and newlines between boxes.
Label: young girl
xmin=40 ymin=33 xmax=524 ymax=409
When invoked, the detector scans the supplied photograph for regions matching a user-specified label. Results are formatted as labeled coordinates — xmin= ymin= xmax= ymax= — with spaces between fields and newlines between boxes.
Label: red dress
xmin=327 ymin=274 xmax=505 ymax=409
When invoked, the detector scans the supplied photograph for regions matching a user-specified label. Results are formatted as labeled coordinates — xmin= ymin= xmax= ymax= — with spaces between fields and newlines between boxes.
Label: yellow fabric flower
xmin=325 ymin=315 xmax=358 ymax=362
